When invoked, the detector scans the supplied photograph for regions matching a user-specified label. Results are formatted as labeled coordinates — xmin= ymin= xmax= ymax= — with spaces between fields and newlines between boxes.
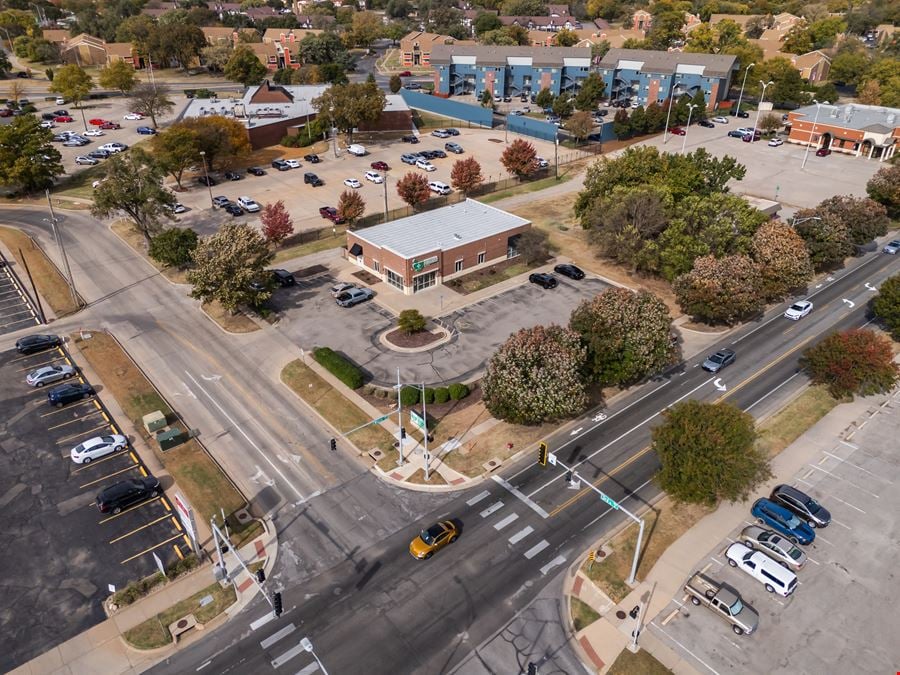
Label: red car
xmin=668 ymin=126 xmax=686 ymax=136
xmin=100 ymin=121 xmax=121 ymax=130
xmin=89 ymin=118 xmax=107 ymax=126
xmin=319 ymin=206 xmax=345 ymax=224
xmin=371 ymin=161 xmax=390 ymax=171
xmin=54 ymin=115 xmax=74 ymax=123
xmin=816 ymin=148 xmax=831 ymax=157
xmin=398 ymin=70 xmax=412 ymax=77
xmin=0 ymin=109 xmax=11 ymax=117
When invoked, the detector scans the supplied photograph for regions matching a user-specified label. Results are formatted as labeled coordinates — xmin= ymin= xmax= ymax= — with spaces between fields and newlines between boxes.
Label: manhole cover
xmin=177 ymin=619 xmax=189 ymax=629
xmin=597 ymin=550 xmax=607 ymax=558
xmin=615 ymin=610 xmax=627 ymax=620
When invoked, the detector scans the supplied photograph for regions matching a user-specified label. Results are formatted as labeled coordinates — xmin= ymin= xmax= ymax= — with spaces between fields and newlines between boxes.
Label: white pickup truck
xmin=683 ymin=572 xmax=759 ymax=636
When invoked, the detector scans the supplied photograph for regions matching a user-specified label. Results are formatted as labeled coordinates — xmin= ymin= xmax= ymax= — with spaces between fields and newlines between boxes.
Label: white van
xmin=428 ymin=181 xmax=451 ymax=195
xmin=726 ymin=543 xmax=798 ymax=597
xmin=347 ymin=144 xmax=366 ymax=156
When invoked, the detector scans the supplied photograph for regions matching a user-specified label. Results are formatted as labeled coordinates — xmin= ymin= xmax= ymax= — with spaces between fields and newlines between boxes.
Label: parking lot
xmin=0 ymin=256 xmax=40 ymax=335
xmin=648 ymin=388 xmax=900 ymax=674
xmin=270 ymin=268 xmax=610 ymax=384
xmin=0 ymin=341 xmax=186 ymax=672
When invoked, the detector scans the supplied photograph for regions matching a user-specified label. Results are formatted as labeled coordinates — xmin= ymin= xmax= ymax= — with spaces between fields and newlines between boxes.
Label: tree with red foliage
xmin=450 ymin=157 xmax=484 ymax=195
xmin=337 ymin=190 xmax=365 ymax=226
xmin=260 ymin=200 xmax=294 ymax=246
xmin=800 ymin=329 xmax=899 ymax=399
xmin=396 ymin=171 xmax=430 ymax=209
xmin=500 ymin=138 xmax=538 ymax=178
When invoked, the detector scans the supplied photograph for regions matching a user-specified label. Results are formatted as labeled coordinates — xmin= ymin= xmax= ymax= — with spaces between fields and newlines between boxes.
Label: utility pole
xmin=382 ymin=169 xmax=389 ymax=222
xmin=421 ymin=382 xmax=430 ymax=481
xmin=395 ymin=367 xmax=404 ymax=466
xmin=45 ymin=190 xmax=79 ymax=308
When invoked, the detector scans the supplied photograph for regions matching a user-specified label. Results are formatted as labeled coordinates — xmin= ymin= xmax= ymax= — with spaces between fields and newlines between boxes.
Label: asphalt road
xmin=145 ymin=249 xmax=900 ymax=674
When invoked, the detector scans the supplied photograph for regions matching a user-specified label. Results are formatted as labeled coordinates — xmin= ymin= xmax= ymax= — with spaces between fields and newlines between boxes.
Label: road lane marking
xmin=540 ymin=555 xmax=566 ymax=576
xmin=580 ymin=478 xmax=654 ymax=529
xmin=466 ymin=490 xmax=490 ymax=506
xmin=250 ymin=613 xmax=276 ymax=631
xmin=492 ymin=475 xmax=549 ymax=519
xmin=508 ymin=526 xmax=533 ymax=544
xmin=479 ymin=501 xmax=503 ymax=518
xmin=716 ymin=336 xmax=814 ymax=403
xmin=271 ymin=641 xmax=308 ymax=669
xmin=493 ymin=513 xmax=519 ymax=530
xmin=524 ymin=540 xmax=549 ymax=559
xmin=295 ymin=662 xmax=320 ymax=675
xmin=744 ymin=372 xmax=802 ymax=412
xmin=261 ymin=623 xmax=296 ymax=649
xmin=550 ymin=448 xmax=652 ymax=517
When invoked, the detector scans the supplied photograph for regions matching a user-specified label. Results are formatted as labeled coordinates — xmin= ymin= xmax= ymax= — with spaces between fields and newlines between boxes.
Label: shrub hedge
xmin=434 ymin=387 xmax=450 ymax=404
xmin=400 ymin=385 xmax=420 ymax=406
xmin=313 ymin=347 xmax=364 ymax=389
xmin=422 ymin=387 xmax=435 ymax=404
xmin=448 ymin=382 xmax=469 ymax=400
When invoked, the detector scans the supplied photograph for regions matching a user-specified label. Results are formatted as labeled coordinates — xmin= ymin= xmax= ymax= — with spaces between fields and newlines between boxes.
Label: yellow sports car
xmin=409 ymin=521 xmax=459 ymax=559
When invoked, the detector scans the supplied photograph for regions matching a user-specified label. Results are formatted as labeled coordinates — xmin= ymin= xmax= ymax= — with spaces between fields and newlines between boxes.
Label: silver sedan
xmin=739 ymin=525 xmax=807 ymax=570
xmin=26 ymin=364 xmax=76 ymax=387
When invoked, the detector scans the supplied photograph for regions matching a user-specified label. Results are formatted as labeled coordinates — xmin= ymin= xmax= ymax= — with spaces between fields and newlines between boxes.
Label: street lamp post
xmin=735 ymin=62 xmax=754 ymax=118
xmin=750 ymin=80 xmax=774 ymax=144
xmin=199 ymin=151 xmax=214 ymax=208
xmin=300 ymin=638 xmax=329 ymax=675
xmin=681 ymin=103 xmax=697 ymax=154
xmin=801 ymin=100 xmax=830 ymax=169
xmin=663 ymin=79 xmax=681 ymax=144
xmin=382 ymin=169 xmax=389 ymax=222
xmin=329 ymin=104 xmax=338 ymax=158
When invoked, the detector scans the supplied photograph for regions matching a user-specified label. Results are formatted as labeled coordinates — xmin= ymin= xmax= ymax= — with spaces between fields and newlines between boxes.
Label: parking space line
xmin=71 ymin=453 xmax=136 ymax=473
xmin=813 ymin=533 xmax=833 ymax=546
xmin=170 ymin=516 xmax=182 ymax=530
xmin=829 ymin=519 xmax=852 ymax=530
xmin=120 ymin=534 xmax=184 ymax=565
xmin=182 ymin=534 xmax=192 ymax=549
xmin=99 ymin=497 xmax=163 ymax=523
xmin=41 ymin=400 xmax=99 ymax=417
xmin=826 ymin=494 xmax=866 ymax=514
xmin=650 ymin=622 xmax=722 ymax=675
xmin=49 ymin=414 xmax=105 ymax=432
xmin=55 ymin=423 xmax=109 ymax=445
xmin=803 ymin=466 xmax=880 ymax=497
xmin=822 ymin=450 xmax=886 ymax=480
xmin=174 ymin=544 xmax=184 ymax=560
xmin=162 ymin=498 xmax=172 ymax=512
xmin=708 ymin=557 xmax=723 ymax=565
xmin=109 ymin=514 xmax=173 ymax=544
xmin=79 ymin=464 xmax=139 ymax=488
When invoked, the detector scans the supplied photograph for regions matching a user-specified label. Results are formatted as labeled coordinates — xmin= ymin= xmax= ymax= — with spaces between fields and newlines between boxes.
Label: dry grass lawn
xmin=607 ymin=648 xmax=673 ymax=675
xmin=201 ymin=299 xmax=260 ymax=334
xmin=571 ymin=597 xmax=601 ymax=632
xmin=406 ymin=468 xmax=448 ymax=485
xmin=755 ymin=385 xmax=838 ymax=457
xmin=122 ymin=581 xmax=236 ymax=650
xmin=281 ymin=359 xmax=397 ymax=456
xmin=0 ymin=225 xmax=82 ymax=316
xmin=110 ymin=220 xmax=190 ymax=284
xmin=273 ymin=231 xmax=345 ymax=264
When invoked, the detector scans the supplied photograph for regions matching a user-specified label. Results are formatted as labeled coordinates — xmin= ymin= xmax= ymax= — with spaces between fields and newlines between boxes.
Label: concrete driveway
xmin=271 ymin=272 xmax=610 ymax=386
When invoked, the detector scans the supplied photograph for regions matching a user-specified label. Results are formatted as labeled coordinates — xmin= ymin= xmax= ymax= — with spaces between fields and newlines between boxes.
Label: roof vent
xmin=888 ymin=113 xmax=896 ymax=125
xmin=454 ymin=234 xmax=463 ymax=240
xmin=843 ymin=104 xmax=853 ymax=121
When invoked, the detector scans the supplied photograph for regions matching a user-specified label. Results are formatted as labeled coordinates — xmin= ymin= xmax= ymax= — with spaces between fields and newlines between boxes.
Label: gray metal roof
xmin=430 ymin=44 xmax=591 ymax=66
xmin=598 ymin=48 xmax=738 ymax=78
xmin=352 ymin=199 xmax=530 ymax=259
xmin=792 ymin=102 xmax=900 ymax=133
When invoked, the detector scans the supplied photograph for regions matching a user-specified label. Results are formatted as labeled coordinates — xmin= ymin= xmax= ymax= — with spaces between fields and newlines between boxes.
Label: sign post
xmin=173 ymin=492 xmax=200 ymax=556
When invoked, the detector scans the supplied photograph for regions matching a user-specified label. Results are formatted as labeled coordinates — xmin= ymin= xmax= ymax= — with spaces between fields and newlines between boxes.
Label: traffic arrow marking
xmin=713 ymin=378 xmax=727 ymax=392
xmin=842 ymin=298 xmax=855 ymax=308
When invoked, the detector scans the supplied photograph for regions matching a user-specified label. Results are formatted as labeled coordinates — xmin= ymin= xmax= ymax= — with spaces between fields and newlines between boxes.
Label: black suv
xmin=529 ymin=272 xmax=558 ymax=289
xmin=96 ymin=477 xmax=161 ymax=514
xmin=304 ymin=172 xmax=324 ymax=186
xmin=770 ymin=484 xmax=831 ymax=528
xmin=272 ymin=269 xmax=296 ymax=286
xmin=247 ymin=166 xmax=266 ymax=176
xmin=224 ymin=171 xmax=243 ymax=181
xmin=197 ymin=175 xmax=217 ymax=186
xmin=16 ymin=334 xmax=62 ymax=354
xmin=48 ymin=382 xmax=95 ymax=407
xmin=303 ymin=154 xmax=321 ymax=163
xmin=272 ymin=159 xmax=290 ymax=171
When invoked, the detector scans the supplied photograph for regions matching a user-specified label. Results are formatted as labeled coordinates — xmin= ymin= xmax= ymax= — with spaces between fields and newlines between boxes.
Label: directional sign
xmin=410 ymin=409 xmax=426 ymax=430
xmin=373 ymin=414 xmax=389 ymax=424
xmin=600 ymin=493 xmax=620 ymax=510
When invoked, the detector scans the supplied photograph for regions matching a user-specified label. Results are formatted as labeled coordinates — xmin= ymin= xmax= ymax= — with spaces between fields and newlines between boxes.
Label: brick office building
xmin=345 ymin=200 xmax=531 ymax=295
xmin=787 ymin=102 xmax=899 ymax=161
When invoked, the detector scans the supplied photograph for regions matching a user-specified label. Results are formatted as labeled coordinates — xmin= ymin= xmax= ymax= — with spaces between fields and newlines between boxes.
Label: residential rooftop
xmin=430 ymin=44 xmax=591 ymax=66
xmin=598 ymin=48 xmax=738 ymax=78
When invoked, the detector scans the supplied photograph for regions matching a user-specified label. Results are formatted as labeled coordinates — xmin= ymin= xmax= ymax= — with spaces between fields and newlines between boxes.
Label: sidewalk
xmin=11 ymin=526 xmax=277 ymax=675
xmin=564 ymin=389 xmax=892 ymax=673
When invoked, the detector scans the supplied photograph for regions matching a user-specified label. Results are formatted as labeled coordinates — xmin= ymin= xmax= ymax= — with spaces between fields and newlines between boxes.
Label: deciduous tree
xmin=396 ymin=171 xmax=430 ymax=209
xmin=516 ymin=228 xmax=549 ymax=264
xmin=49 ymin=64 xmax=93 ymax=108
xmin=450 ymin=157 xmax=483 ymax=195
xmin=202 ymin=43 xmax=233 ymax=73
xmin=0 ymin=115 xmax=63 ymax=193
xmin=178 ymin=115 xmax=251 ymax=170
xmin=128 ymin=83 xmax=175 ymax=128
xmin=148 ymin=227 xmax=198 ymax=268
xmin=312 ymin=81 xmax=386 ymax=143
xmin=751 ymin=220 xmax=813 ymax=301
xmin=91 ymin=148 xmax=176 ymax=244
xmin=98 ymin=60 xmax=137 ymax=95
xmin=570 ymin=288 xmax=675 ymax=387
xmin=866 ymin=163 xmax=900 ymax=217
xmin=814 ymin=195 xmax=890 ymax=246
xmin=482 ymin=325 xmax=589 ymax=425
xmin=574 ymin=72 xmax=606 ymax=111
xmin=398 ymin=309 xmax=426 ymax=334
xmin=501 ymin=138 xmax=538 ymax=178
xmin=612 ymin=108 xmax=631 ymax=139
xmin=224 ymin=45 xmax=268 ymax=86
xmin=535 ymin=88 xmax=554 ymax=109
xmin=800 ymin=329 xmax=899 ymax=399
xmin=337 ymin=189 xmax=365 ymax=226
xmin=872 ymin=274 xmax=900 ymax=341
xmin=150 ymin=125 xmax=200 ymax=189
xmin=566 ymin=110 xmax=594 ymax=143
xmin=654 ymin=400 xmax=770 ymax=506
xmin=188 ymin=223 xmax=275 ymax=312
xmin=351 ymin=11 xmax=383 ymax=47
xmin=389 ymin=74 xmax=401 ymax=93
xmin=260 ymin=200 xmax=294 ymax=246
xmin=674 ymin=254 xmax=764 ymax=325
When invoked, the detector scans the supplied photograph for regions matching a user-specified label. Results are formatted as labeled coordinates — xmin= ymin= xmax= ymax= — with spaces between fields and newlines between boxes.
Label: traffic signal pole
xmin=538 ymin=448 xmax=645 ymax=585
xmin=211 ymin=518 xmax=280 ymax=615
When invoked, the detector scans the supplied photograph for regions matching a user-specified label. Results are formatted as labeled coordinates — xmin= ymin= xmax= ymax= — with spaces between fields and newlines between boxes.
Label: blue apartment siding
xmin=430 ymin=45 xmax=592 ymax=98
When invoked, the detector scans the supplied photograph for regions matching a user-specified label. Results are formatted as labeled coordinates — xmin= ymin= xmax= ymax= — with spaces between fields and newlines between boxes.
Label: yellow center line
xmin=109 ymin=514 xmax=173 ymax=544
xmin=715 ymin=335 xmax=814 ymax=403
xmin=79 ymin=464 xmax=141 ymax=489
xmin=98 ymin=496 xmax=163 ymax=523
xmin=120 ymin=533 xmax=185 ymax=565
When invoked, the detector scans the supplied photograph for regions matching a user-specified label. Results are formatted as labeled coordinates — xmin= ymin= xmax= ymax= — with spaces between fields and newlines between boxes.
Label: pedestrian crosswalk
xmin=255 ymin=622 xmax=321 ymax=673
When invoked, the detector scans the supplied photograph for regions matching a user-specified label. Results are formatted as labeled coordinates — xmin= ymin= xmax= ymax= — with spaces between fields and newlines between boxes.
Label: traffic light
xmin=400 ymin=427 xmax=407 ymax=439
xmin=272 ymin=591 xmax=283 ymax=617
xmin=538 ymin=441 xmax=548 ymax=466
xmin=256 ymin=569 xmax=266 ymax=583
xmin=329 ymin=438 xmax=337 ymax=452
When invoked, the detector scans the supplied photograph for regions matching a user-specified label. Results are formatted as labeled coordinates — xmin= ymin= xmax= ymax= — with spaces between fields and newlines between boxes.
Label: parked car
xmin=536 ymin=157 xmax=550 ymax=169
xmin=304 ymin=172 xmax=324 ymax=186
xmin=725 ymin=542 xmax=798 ymax=597
xmin=371 ymin=161 xmax=390 ymax=171
xmin=401 ymin=153 xmax=419 ymax=165
xmin=303 ymin=154 xmax=321 ymax=163
xmin=54 ymin=115 xmax=74 ymax=123
xmin=445 ymin=142 xmax=464 ymax=154
xmin=98 ymin=142 xmax=127 ymax=153
xmin=409 ymin=521 xmax=459 ymax=559
xmin=223 ymin=202 xmax=243 ymax=216
xmin=27 ymin=364 xmax=76 ymax=387
xmin=136 ymin=126 xmax=157 ymax=135
xmin=75 ymin=156 xmax=98 ymax=165
xmin=431 ymin=149 xmax=447 ymax=159
xmin=63 ymin=137 xmax=89 ymax=147
xmin=197 ymin=175 xmax=217 ymax=186
xmin=336 ymin=287 xmax=375 ymax=307
xmin=698 ymin=119 xmax=716 ymax=128
xmin=432 ymin=129 xmax=450 ymax=138
xmin=224 ymin=171 xmax=243 ymax=181
xmin=445 ymin=128 xmax=460 ymax=136
xmin=882 ymin=239 xmax=900 ymax=254
xmin=554 ymin=263 xmax=584 ymax=280
xmin=401 ymin=135 xmax=419 ymax=144
xmin=96 ymin=476 xmax=161 ymax=514
xmin=768 ymin=138 xmax=784 ymax=147
xmin=730 ymin=110 xmax=750 ymax=118
xmin=330 ymin=281 xmax=356 ymax=297
xmin=712 ymin=116 xmax=729 ymax=124
xmin=83 ymin=129 xmax=104 ymax=137
xmin=123 ymin=112 xmax=143 ymax=120
xmin=272 ymin=269 xmax=296 ymax=287
xmin=415 ymin=159 xmax=436 ymax=172
xmin=428 ymin=181 xmax=451 ymax=195
xmin=365 ymin=171 xmax=383 ymax=184
xmin=284 ymin=159 xmax=301 ymax=169
xmin=728 ymin=129 xmax=749 ymax=138
xmin=55 ymin=97 xmax=66 ymax=105
xmin=88 ymin=118 xmax=107 ymax=126
xmin=212 ymin=196 xmax=231 ymax=208
xmin=742 ymin=131 xmax=761 ymax=142
xmin=164 ymin=202 xmax=187 ymax=214
xmin=347 ymin=144 xmax=367 ymax=156
xmin=398 ymin=70 xmax=412 ymax=77
xmin=668 ymin=126 xmax=686 ymax=136
xmin=39 ymin=120 xmax=56 ymax=129
xmin=751 ymin=498 xmax=815 ymax=545
xmin=237 ymin=196 xmax=260 ymax=212
xmin=816 ymin=147 xmax=831 ymax=157
xmin=272 ymin=159 xmax=290 ymax=171
xmin=16 ymin=334 xmax=61 ymax=354
xmin=529 ymin=272 xmax=558 ymax=289
xmin=701 ymin=348 xmax=736 ymax=373
xmin=770 ymin=484 xmax=831 ymax=528
xmin=71 ymin=434 xmax=127 ymax=464
xmin=47 ymin=382 xmax=95 ymax=407
xmin=88 ymin=149 xmax=111 ymax=160
xmin=683 ymin=572 xmax=759 ymax=636
xmin=319 ymin=206 xmax=344 ymax=224
xmin=247 ymin=166 xmax=266 ymax=176
xmin=344 ymin=178 xmax=362 ymax=188
xmin=99 ymin=121 xmax=121 ymax=130
xmin=784 ymin=299 xmax=813 ymax=320
xmin=404 ymin=83 xmax=421 ymax=90
xmin=738 ymin=525 xmax=807 ymax=571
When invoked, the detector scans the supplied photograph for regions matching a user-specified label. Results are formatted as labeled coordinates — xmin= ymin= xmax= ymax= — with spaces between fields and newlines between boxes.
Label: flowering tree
xmin=569 ymin=288 xmax=676 ymax=387
xmin=751 ymin=220 xmax=813 ymax=301
xmin=673 ymin=254 xmax=764 ymax=325
xmin=260 ymin=200 xmax=294 ymax=246
xmin=500 ymin=138 xmax=538 ymax=178
xmin=800 ymin=329 xmax=899 ymax=399
xmin=450 ymin=157 xmax=484 ymax=195
xmin=396 ymin=171 xmax=430 ymax=209
xmin=482 ymin=325 xmax=588 ymax=425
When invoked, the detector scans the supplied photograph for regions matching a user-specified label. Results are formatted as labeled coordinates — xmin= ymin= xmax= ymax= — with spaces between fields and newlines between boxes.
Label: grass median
xmin=74 ymin=330 xmax=258 ymax=545
xmin=607 ymin=649 xmax=673 ymax=675
xmin=0 ymin=225 xmax=82 ymax=316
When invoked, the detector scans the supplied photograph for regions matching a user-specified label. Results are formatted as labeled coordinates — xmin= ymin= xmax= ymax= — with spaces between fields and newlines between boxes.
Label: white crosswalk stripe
xmin=494 ymin=513 xmax=519 ymax=530
xmin=508 ymin=526 xmax=533 ymax=544
xmin=524 ymin=540 xmax=550 ymax=559
xmin=479 ymin=501 xmax=504 ymax=518
xmin=295 ymin=662 xmax=320 ymax=675
xmin=466 ymin=490 xmax=490 ymax=506
xmin=272 ymin=641 xmax=308 ymax=669
xmin=260 ymin=624 xmax=295 ymax=650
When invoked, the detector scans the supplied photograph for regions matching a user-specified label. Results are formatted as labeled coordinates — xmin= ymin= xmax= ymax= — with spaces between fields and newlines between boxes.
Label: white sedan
xmin=70 ymin=434 xmax=128 ymax=464
xmin=712 ymin=116 xmax=729 ymax=124
xmin=284 ymin=159 xmax=301 ymax=169
xmin=784 ymin=300 xmax=813 ymax=320
xmin=123 ymin=113 xmax=143 ymax=120
xmin=83 ymin=129 xmax=105 ymax=137
xmin=415 ymin=159 xmax=436 ymax=172
xmin=344 ymin=178 xmax=362 ymax=188
xmin=768 ymin=138 xmax=784 ymax=147
xmin=26 ymin=364 xmax=76 ymax=387
xmin=364 ymin=171 xmax=383 ymax=184
xmin=40 ymin=120 xmax=56 ymax=128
